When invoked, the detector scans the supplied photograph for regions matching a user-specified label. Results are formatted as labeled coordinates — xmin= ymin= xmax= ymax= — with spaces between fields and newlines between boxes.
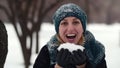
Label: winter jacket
xmin=33 ymin=31 xmax=107 ymax=68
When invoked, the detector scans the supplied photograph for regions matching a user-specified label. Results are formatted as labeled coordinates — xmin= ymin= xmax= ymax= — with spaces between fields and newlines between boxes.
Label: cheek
xmin=59 ymin=26 xmax=65 ymax=36
xmin=59 ymin=25 xmax=66 ymax=33
xmin=59 ymin=26 xmax=67 ymax=41
xmin=59 ymin=27 xmax=63 ymax=34
xmin=76 ymin=26 xmax=83 ymax=39
xmin=78 ymin=32 xmax=83 ymax=39
xmin=78 ymin=28 xmax=83 ymax=34
xmin=77 ymin=25 xmax=84 ymax=33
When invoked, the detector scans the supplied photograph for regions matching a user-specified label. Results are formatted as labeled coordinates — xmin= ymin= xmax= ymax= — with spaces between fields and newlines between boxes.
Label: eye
xmin=73 ymin=21 xmax=80 ymax=25
xmin=60 ymin=21 xmax=68 ymax=26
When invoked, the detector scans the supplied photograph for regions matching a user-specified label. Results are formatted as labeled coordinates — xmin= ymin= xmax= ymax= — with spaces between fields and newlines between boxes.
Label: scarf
xmin=46 ymin=31 xmax=105 ymax=67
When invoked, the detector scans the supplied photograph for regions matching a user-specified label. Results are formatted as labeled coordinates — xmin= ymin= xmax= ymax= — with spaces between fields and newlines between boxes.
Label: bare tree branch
xmin=0 ymin=5 xmax=11 ymax=20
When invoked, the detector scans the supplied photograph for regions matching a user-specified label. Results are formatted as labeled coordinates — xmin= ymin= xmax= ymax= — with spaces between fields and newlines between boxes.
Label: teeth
xmin=67 ymin=34 xmax=75 ymax=36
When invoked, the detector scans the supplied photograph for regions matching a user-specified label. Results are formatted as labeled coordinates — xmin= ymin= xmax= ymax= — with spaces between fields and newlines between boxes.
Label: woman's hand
xmin=71 ymin=49 xmax=86 ymax=66
xmin=56 ymin=48 xmax=71 ymax=67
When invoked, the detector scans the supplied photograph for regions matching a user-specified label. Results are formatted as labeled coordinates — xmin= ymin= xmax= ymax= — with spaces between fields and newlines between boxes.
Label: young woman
xmin=33 ymin=3 xmax=107 ymax=68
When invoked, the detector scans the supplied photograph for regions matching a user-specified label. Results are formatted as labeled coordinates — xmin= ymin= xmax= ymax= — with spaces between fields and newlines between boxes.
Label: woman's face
xmin=59 ymin=17 xmax=83 ymax=44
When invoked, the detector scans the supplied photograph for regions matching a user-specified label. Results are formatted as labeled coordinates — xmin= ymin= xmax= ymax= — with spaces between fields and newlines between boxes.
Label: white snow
xmin=4 ymin=22 xmax=120 ymax=68
xmin=58 ymin=43 xmax=85 ymax=52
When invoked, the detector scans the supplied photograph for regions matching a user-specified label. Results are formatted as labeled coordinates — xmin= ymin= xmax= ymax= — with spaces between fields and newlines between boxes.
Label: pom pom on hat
xmin=53 ymin=3 xmax=87 ymax=33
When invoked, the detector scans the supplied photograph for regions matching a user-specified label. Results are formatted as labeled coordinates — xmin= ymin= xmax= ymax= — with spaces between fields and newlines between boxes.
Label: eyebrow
xmin=62 ymin=17 xmax=79 ymax=21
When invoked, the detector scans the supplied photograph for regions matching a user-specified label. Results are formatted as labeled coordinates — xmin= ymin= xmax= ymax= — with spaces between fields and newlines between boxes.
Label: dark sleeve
xmin=33 ymin=45 xmax=50 ymax=68
xmin=96 ymin=57 xmax=107 ymax=68
xmin=86 ymin=56 xmax=107 ymax=68
xmin=0 ymin=20 xmax=8 ymax=68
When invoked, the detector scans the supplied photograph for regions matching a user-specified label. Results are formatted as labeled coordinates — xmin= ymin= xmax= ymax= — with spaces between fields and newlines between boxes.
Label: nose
xmin=67 ymin=24 xmax=75 ymax=32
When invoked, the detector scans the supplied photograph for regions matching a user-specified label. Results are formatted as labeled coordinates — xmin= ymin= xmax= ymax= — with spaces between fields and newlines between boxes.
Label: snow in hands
xmin=57 ymin=43 xmax=85 ymax=53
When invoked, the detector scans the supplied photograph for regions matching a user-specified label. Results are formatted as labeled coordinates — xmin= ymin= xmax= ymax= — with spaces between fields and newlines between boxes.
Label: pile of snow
xmin=57 ymin=43 xmax=84 ymax=52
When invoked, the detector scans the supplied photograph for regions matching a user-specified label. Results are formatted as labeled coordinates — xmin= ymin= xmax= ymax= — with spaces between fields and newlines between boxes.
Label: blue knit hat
xmin=53 ymin=3 xmax=87 ymax=33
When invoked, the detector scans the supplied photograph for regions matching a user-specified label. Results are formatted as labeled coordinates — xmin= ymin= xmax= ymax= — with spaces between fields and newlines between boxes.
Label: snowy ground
xmin=4 ymin=23 xmax=120 ymax=68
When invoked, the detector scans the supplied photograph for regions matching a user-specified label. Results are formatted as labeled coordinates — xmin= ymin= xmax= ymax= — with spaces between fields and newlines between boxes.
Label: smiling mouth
xmin=66 ymin=34 xmax=76 ymax=39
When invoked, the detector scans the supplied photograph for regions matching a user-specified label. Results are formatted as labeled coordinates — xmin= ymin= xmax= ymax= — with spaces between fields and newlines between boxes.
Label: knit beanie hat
xmin=53 ymin=3 xmax=87 ymax=33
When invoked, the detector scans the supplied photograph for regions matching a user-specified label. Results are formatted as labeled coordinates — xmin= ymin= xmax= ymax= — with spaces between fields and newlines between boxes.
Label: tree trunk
xmin=36 ymin=31 xmax=39 ymax=53
xmin=20 ymin=37 xmax=31 ymax=68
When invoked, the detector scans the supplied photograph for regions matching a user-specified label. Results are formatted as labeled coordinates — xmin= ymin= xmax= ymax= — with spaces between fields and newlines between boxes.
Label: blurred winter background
xmin=4 ymin=23 xmax=120 ymax=68
xmin=0 ymin=0 xmax=120 ymax=68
